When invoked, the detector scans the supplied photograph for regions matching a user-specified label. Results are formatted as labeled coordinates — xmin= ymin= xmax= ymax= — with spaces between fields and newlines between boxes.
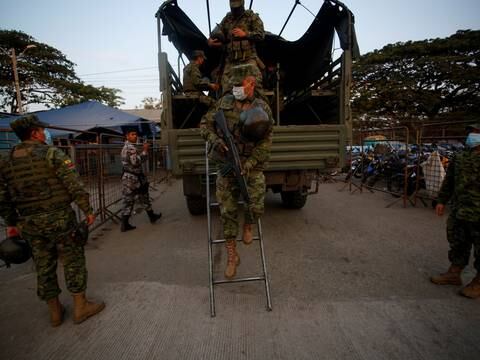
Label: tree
xmin=352 ymin=30 xmax=480 ymax=130
xmin=0 ymin=30 xmax=124 ymax=113
xmin=138 ymin=97 xmax=162 ymax=110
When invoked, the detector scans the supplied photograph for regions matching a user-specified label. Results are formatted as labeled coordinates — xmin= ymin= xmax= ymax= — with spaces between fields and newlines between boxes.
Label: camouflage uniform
xmin=215 ymin=9 xmax=265 ymax=92
xmin=183 ymin=61 xmax=215 ymax=107
xmin=437 ymin=149 xmax=480 ymax=271
xmin=0 ymin=140 xmax=93 ymax=301
xmin=200 ymin=94 xmax=273 ymax=239
xmin=121 ymin=140 xmax=152 ymax=216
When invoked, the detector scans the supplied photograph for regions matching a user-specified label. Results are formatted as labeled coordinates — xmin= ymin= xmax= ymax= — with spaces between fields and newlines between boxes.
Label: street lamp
xmin=1 ymin=45 xmax=37 ymax=114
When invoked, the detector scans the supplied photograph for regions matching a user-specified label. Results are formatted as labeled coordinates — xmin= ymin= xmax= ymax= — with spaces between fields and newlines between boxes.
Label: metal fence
xmin=0 ymin=129 xmax=168 ymax=242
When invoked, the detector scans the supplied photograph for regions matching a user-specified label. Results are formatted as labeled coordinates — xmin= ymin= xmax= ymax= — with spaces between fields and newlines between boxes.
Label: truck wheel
xmin=281 ymin=190 xmax=307 ymax=209
xmin=186 ymin=196 xmax=206 ymax=215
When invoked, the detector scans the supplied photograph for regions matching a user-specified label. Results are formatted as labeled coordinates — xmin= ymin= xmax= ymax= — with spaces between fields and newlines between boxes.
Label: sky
xmin=1 ymin=0 xmax=479 ymax=110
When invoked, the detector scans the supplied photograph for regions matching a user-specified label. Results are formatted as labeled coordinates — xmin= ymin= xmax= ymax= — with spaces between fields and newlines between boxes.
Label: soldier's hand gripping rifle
xmin=213 ymin=110 xmax=252 ymax=214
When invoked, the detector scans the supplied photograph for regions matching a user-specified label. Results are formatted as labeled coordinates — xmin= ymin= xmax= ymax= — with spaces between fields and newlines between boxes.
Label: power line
xmin=79 ymin=66 xmax=157 ymax=77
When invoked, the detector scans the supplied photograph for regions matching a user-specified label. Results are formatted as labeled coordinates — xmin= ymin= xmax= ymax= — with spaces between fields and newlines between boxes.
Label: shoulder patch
xmin=64 ymin=159 xmax=75 ymax=169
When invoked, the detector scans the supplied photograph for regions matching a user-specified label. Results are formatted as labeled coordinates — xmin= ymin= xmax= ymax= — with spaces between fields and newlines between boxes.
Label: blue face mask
xmin=465 ymin=133 xmax=480 ymax=148
xmin=44 ymin=129 xmax=53 ymax=145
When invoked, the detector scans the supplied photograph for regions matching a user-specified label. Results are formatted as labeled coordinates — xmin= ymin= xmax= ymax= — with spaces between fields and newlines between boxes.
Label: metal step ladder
xmin=205 ymin=142 xmax=273 ymax=317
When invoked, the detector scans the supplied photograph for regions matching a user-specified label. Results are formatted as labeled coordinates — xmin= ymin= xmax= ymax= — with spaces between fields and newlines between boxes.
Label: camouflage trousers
xmin=222 ymin=58 xmax=263 ymax=94
xmin=121 ymin=174 xmax=152 ymax=216
xmin=446 ymin=214 xmax=480 ymax=271
xmin=216 ymin=171 xmax=266 ymax=239
xmin=18 ymin=207 xmax=87 ymax=301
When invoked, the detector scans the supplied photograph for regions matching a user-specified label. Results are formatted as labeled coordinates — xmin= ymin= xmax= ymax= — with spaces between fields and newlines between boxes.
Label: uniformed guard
xmin=0 ymin=115 xmax=105 ymax=327
xmin=207 ymin=0 xmax=265 ymax=93
xmin=431 ymin=123 xmax=480 ymax=298
xmin=200 ymin=64 xmax=274 ymax=279
xmin=183 ymin=49 xmax=219 ymax=107
xmin=120 ymin=128 xmax=162 ymax=232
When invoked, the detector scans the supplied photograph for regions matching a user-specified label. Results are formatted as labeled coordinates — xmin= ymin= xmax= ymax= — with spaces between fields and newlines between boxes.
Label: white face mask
xmin=466 ymin=133 xmax=480 ymax=148
xmin=232 ymin=86 xmax=247 ymax=101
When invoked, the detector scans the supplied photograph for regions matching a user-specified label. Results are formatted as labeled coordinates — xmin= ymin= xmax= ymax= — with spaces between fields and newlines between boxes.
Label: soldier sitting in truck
xmin=183 ymin=50 xmax=219 ymax=108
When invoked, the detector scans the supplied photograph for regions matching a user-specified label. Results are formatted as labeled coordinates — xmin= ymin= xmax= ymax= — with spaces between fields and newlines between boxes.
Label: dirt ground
xmin=1 ymin=178 xmax=479 ymax=360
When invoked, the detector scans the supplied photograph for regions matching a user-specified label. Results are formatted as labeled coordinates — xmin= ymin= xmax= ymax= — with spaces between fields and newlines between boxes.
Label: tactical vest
xmin=224 ymin=11 xmax=258 ymax=62
xmin=3 ymin=143 xmax=72 ymax=216
xmin=182 ymin=63 xmax=198 ymax=93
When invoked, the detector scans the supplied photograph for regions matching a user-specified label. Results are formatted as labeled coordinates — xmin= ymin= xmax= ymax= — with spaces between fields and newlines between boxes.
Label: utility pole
xmin=10 ymin=48 xmax=23 ymax=114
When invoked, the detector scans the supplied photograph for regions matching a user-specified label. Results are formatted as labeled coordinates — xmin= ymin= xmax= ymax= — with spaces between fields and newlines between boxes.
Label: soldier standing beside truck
xmin=431 ymin=123 xmax=480 ymax=299
xmin=0 ymin=115 xmax=105 ymax=327
xmin=121 ymin=128 xmax=162 ymax=232
xmin=200 ymin=64 xmax=273 ymax=279
xmin=207 ymin=0 xmax=265 ymax=93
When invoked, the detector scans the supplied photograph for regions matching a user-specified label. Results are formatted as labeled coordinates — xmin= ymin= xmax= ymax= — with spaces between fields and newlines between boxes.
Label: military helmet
xmin=230 ymin=0 xmax=245 ymax=8
xmin=240 ymin=106 xmax=271 ymax=142
xmin=10 ymin=114 xmax=48 ymax=140
xmin=191 ymin=50 xmax=207 ymax=60
xmin=228 ymin=63 xmax=257 ymax=87
xmin=0 ymin=236 xmax=31 ymax=266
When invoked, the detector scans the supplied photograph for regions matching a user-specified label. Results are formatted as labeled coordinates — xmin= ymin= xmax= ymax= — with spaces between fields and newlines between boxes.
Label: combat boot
xmin=242 ymin=223 xmax=253 ymax=245
xmin=225 ymin=239 xmax=240 ymax=279
xmin=147 ymin=210 xmax=162 ymax=224
xmin=430 ymin=265 xmax=463 ymax=286
xmin=72 ymin=292 xmax=105 ymax=324
xmin=460 ymin=274 xmax=480 ymax=299
xmin=121 ymin=215 xmax=136 ymax=232
xmin=47 ymin=297 xmax=65 ymax=327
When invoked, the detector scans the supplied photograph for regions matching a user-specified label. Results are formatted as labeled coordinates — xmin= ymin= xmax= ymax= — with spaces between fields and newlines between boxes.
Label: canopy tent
xmin=157 ymin=0 xmax=359 ymax=93
xmin=0 ymin=101 xmax=157 ymax=139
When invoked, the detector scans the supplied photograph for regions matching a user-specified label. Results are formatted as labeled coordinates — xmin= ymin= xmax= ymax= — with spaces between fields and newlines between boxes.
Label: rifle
xmin=213 ymin=110 xmax=252 ymax=213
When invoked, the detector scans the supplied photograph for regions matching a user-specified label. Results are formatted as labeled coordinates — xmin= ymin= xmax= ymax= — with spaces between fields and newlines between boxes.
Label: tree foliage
xmin=352 ymin=30 xmax=480 ymax=130
xmin=0 ymin=30 xmax=124 ymax=113
xmin=139 ymin=97 xmax=162 ymax=110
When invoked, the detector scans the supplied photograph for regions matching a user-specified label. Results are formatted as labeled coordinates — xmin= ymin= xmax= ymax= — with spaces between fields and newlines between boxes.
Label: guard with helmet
xmin=200 ymin=63 xmax=274 ymax=279
xmin=0 ymin=114 xmax=105 ymax=327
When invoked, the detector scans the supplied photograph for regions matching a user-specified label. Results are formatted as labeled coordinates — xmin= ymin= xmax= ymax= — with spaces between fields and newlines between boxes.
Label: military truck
xmin=155 ymin=0 xmax=358 ymax=214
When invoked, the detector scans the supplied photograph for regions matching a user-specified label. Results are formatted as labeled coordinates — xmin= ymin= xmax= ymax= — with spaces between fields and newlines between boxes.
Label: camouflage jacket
xmin=437 ymin=149 xmax=480 ymax=221
xmin=183 ymin=61 xmax=211 ymax=94
xmin=121 ymin=140 xmax=147 ymax=181
xmin=200 ymin=94 xmax=273 ymax=171
xmin=218 ymin=10 xmax=264 ymax=62
xmin=0 ymin=140 xmax=93 ymax=226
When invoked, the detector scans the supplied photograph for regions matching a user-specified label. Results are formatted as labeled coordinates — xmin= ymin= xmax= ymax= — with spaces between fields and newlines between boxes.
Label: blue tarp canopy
xmin=0 ymin=101 xmax=156 ymax=138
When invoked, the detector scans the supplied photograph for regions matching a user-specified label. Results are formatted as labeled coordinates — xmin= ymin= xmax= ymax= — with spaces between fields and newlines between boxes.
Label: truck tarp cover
xmin=158 ymin=0 xmax=358 ymax=93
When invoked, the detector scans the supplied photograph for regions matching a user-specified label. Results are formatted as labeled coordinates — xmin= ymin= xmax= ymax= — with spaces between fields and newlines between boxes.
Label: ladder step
xmin=212 ymin=236 xmax=260 ymax=244
xmin=213 ymin=276 xmax=265 ymax=285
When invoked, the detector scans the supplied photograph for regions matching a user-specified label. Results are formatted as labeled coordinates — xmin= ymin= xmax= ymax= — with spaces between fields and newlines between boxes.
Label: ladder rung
xmin=211 ymin=236 xmax=260 ymax=244
xmin=213 ymin=276 xmax=265 ymax=285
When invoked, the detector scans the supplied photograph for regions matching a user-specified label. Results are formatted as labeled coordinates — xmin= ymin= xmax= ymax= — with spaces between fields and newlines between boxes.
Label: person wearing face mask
xmin=0 ymin=115 xmax=105 ymax=327
xmin=207 ymin=0 xmax=265 ymax=94
xmin=183 ymin=50 xmax=219 ymax=108
xmin=200 ymin=64 xmax=274 ymax=279
xmin=431 ymin=123 xmax=480 ymax=299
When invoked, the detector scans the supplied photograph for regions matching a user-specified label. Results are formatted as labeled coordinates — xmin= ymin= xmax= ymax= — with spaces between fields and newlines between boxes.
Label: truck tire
xmin=186 ymin=196 xmax=207 ymax=215
xmin=281 ymin=190 xmax=307 ymax=209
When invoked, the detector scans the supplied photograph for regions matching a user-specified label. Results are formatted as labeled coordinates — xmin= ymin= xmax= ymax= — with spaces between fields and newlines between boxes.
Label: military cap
xmin=466 ymin=123 xmax=480 ymax=132
xmin=230 ymin=0 xmax=245 ymax=8
xmin=229 ymin=63 xmax=257 ymax=86
xmin=10 ymin=114 xmax=48 ymax=139
xmin=192 ymin=50 xmax=207 ymax=60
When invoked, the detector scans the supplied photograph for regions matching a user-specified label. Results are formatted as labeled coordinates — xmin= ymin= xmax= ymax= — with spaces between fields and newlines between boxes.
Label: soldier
xmin=207 ymin=0 xmax=265 ymax=93
xmin=183 ymin=49 xmax=219 ymax=107
xmin=0 ymin=115 xmax=105 ymax=327
xmin=200 ymin=64 xmax=274 ymax=279
xmin=431 ymin=123 xmax=480 ymax=299
xmin=120 ymin=128 xmax=161 ymax=232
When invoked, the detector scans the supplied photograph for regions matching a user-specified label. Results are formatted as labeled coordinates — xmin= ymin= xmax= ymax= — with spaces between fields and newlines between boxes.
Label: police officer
xmin=207 ymin=0 xmax=265 ymax=93
xmin=0 ymin=115 xmax=105 ymax=327
xmin=183 ymin=50 xmax=219 ymax=106
xmin=200 ymin=64 xmax=274 ymax=279
xmin=431 ymin=123 xmax=480 ymax=299
xmin=121 ymin=128 xmax=161 ymax=232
